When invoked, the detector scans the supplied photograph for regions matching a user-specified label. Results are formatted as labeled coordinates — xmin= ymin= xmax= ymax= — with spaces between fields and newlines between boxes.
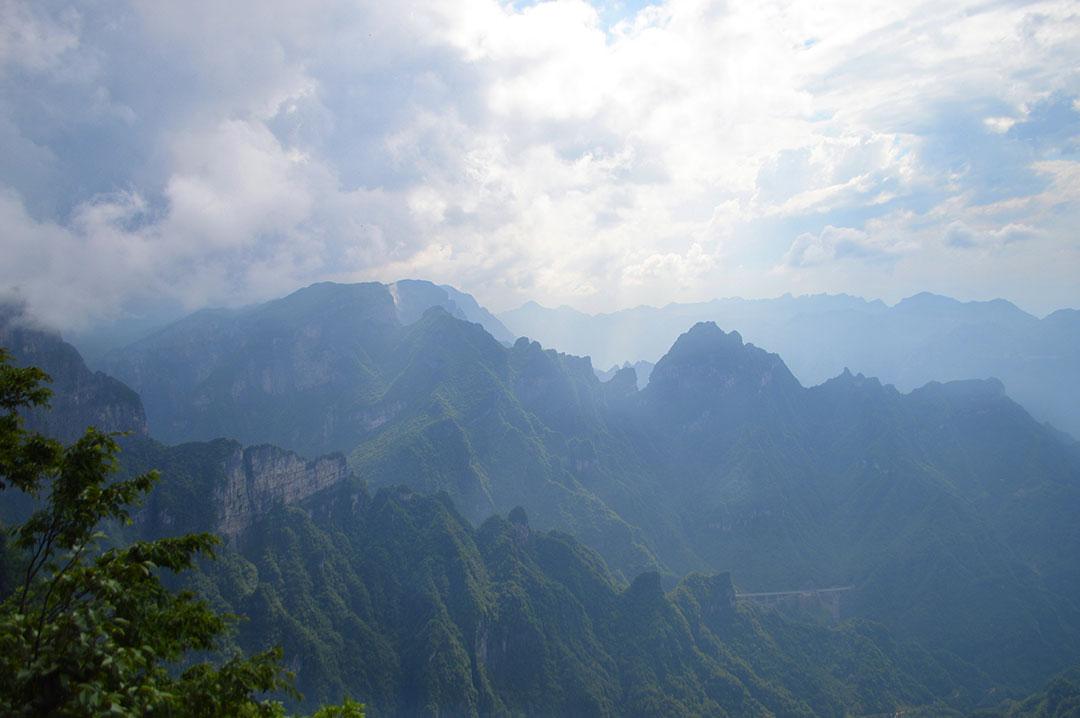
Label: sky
xmin=1 ymin=0 xmax=1078 ymax=329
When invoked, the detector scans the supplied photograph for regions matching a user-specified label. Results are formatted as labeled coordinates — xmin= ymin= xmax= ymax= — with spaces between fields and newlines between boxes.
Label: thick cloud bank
xmin=1 ymin=0 xmax=1078 ymax=328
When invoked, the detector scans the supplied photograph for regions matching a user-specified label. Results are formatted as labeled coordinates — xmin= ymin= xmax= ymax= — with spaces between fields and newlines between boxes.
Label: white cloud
xmin=0 ymin=1 xmax=79 ymax=73
xmin=0 ymin=0 xmax=1078 ymax=327
xmin=984 ymin=116 xmax=1018 ymax=134
xmin=164 ymin=120 xmax=315 ymax=248
xmin=783 ymin=224 xmax=910 ymax=267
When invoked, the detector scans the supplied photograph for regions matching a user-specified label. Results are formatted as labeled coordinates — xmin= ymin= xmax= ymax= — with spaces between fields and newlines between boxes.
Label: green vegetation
xmin=98 ymin=286 xmax=1080 ymax=693
xmin=0 ymin=349 xmax=363 ymax=717
xmin=160 ymin=476 xmax=975 ymax=716
xmin=972 ymin=667 xmax=1080 ymax=717
xmin=9 ymin=287 xmax=1080 ymax=712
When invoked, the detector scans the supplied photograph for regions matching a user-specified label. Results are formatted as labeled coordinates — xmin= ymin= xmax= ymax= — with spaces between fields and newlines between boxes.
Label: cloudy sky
xmin=1 ymin=0 xmax=1078 ymax=328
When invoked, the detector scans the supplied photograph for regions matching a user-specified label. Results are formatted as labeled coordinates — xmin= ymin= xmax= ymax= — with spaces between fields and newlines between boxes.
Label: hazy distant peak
xmin=893 ymin=291 xmax=1027 ymax=317
xmin=818 ymin=367 xmax=887 ymax=393
xmin=513 ymin=335 xmax=543 ymax=352
xmin=419 ymin=304 xmax=453 ymax=320
xmin=607 ymin=366 xmax=639 ymax=393
xmin=911 ymin=377 xmax=1008 ymax=402
xmin=894 ymin=291 xmax=961 ymax=310
xmin=1043 ymin=308 xmax=1080 ymax=324
xmin=665 ymin=321 xmax=745 ymax=356
xmin=391 ymin=278 xmax=514 ymax=343
xmin=646 ymin=321 xmax=802 ymax=418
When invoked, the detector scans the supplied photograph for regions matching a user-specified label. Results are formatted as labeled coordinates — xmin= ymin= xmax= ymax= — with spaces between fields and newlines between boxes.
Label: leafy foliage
xmin=0 ymin=350 xmax=362 ymax=717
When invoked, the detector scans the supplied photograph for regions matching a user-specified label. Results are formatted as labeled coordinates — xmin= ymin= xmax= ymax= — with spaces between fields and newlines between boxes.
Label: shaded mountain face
xmin=0 ymin=303 xmax=147 ymax=442
xmin=642 ymin=323 xmax=802 ymax=435
xmin=148 ymin=476 xmax=979 ymax=717
xmin=119 ymin=437 xmax=351 ymax=539
xmin=500 ymin=292 xmax=1080 ymax=439
xmin=100 ymin=280 xmax=513 ymax=455
xmin=99 ymin=289 xmax=1080 ymax=690
xmin=979 ymin=667 xmax=1080 ymax=717
xmin=103 ymin=287 xmax=666 ymax=577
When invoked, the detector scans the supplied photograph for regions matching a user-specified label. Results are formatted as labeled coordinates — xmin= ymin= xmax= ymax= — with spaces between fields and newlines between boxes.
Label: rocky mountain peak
xmin=644 ymin=322 xmax=801 ymax=416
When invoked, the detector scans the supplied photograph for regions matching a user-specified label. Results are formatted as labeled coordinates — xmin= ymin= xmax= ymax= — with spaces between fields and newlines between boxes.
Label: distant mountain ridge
xmin=500 ymin=292 xmax=1080 ymax=438
xmin=93 ymin=282 xmax=1080 ymax=690
xmin=388 ymin=279 xmax=514 ymax=343
xmin=596 ymin=360 xmax=655 ymax=388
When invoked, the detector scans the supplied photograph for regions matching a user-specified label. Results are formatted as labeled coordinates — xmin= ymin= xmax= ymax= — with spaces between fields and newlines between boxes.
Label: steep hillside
xmin=98 ymin=287 xmax=1080 ymax=691
xmin=102 ymin=281 xmax=511 ymax=453
xmin=0 ymin=302 xmax=147 ymax=442
xmin=634 ymin=324 xmax=1080 ymax=687
xmin=167 ymin=478 xmax=979 ymax=716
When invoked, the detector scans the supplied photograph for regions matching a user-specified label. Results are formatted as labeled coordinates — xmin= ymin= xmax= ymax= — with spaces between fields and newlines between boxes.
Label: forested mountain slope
xmin=45 ymin=284 xmax=1080 ymax=691
xmin=100 ymin=281 xmax=511 ymax=453
xmin=0 ymin=302 xmax=147 ymax=442
xmin=500 ymin=293 xmax=1080 ymax=438
xmin=6 ymin=309 xmax=1079 ymax=713
xmin=1 ymin=334 xmax=987 ymax=717
xmin=115 ymin=444 xmax=982 ymax=717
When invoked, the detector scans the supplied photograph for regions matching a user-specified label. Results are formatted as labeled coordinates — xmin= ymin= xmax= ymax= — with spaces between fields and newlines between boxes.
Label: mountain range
xmin=88 ymin=281 xmax=1080 ymax=689
xmin=3 ymin=280 xmax=1080 ymax=715
xmin=500 ymin=293 xmax=1080 ymax=439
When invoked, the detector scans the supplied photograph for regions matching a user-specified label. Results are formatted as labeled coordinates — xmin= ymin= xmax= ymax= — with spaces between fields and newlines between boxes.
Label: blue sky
xmin=0 ymin=0 xmax=1078 ymax=329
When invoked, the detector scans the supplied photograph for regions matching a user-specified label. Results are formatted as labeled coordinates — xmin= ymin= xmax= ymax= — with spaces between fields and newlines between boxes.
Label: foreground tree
xmin=0 ymin=349 xmax=363 ymax=717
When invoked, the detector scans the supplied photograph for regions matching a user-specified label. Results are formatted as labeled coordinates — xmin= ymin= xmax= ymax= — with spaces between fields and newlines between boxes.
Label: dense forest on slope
xmin=0 ymin=349 xmax=369 ymax=717
xmin=93 ymin=282 xmax=1080 ymax=691
xmin=973 ymin=667 xmax=1080 ymax=717
xmin=118 ymin=450 xmax=980 ymax=716
xmin=5 ymin=282 xmax=1080 ymax=711
xmin=500 ymin=292 xmax=1080 ymax=438
xmin=97 ymin=281 xmax=509 ymax=455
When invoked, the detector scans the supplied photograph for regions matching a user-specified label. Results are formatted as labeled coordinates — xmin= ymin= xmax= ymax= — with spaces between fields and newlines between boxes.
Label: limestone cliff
xmin=216 ymin=443 xmax=351 ymax=537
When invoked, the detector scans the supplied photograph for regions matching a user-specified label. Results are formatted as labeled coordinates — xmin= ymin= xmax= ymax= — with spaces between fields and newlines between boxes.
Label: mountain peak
xmin=389 ymin=279 xmax=514 ymax=342
xmin=895 ymin=291 xmax=959 ymax=309
xmin=643 ymin=322 xmax=801 ymax=422
xmin=665 ymin=321 xmax=745 ymax=357
xmin=829 ymin=366 xmax=880 ymax=388
xmin=910 ymin=377 xmax=1008 ymax=404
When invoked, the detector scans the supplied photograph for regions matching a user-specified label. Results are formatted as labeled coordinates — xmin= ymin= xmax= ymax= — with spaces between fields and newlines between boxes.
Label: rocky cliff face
xmin=1 ymin=304 xmax=148 ymax=442
xmin=217 ymin=443 xmax=351 ymax=537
